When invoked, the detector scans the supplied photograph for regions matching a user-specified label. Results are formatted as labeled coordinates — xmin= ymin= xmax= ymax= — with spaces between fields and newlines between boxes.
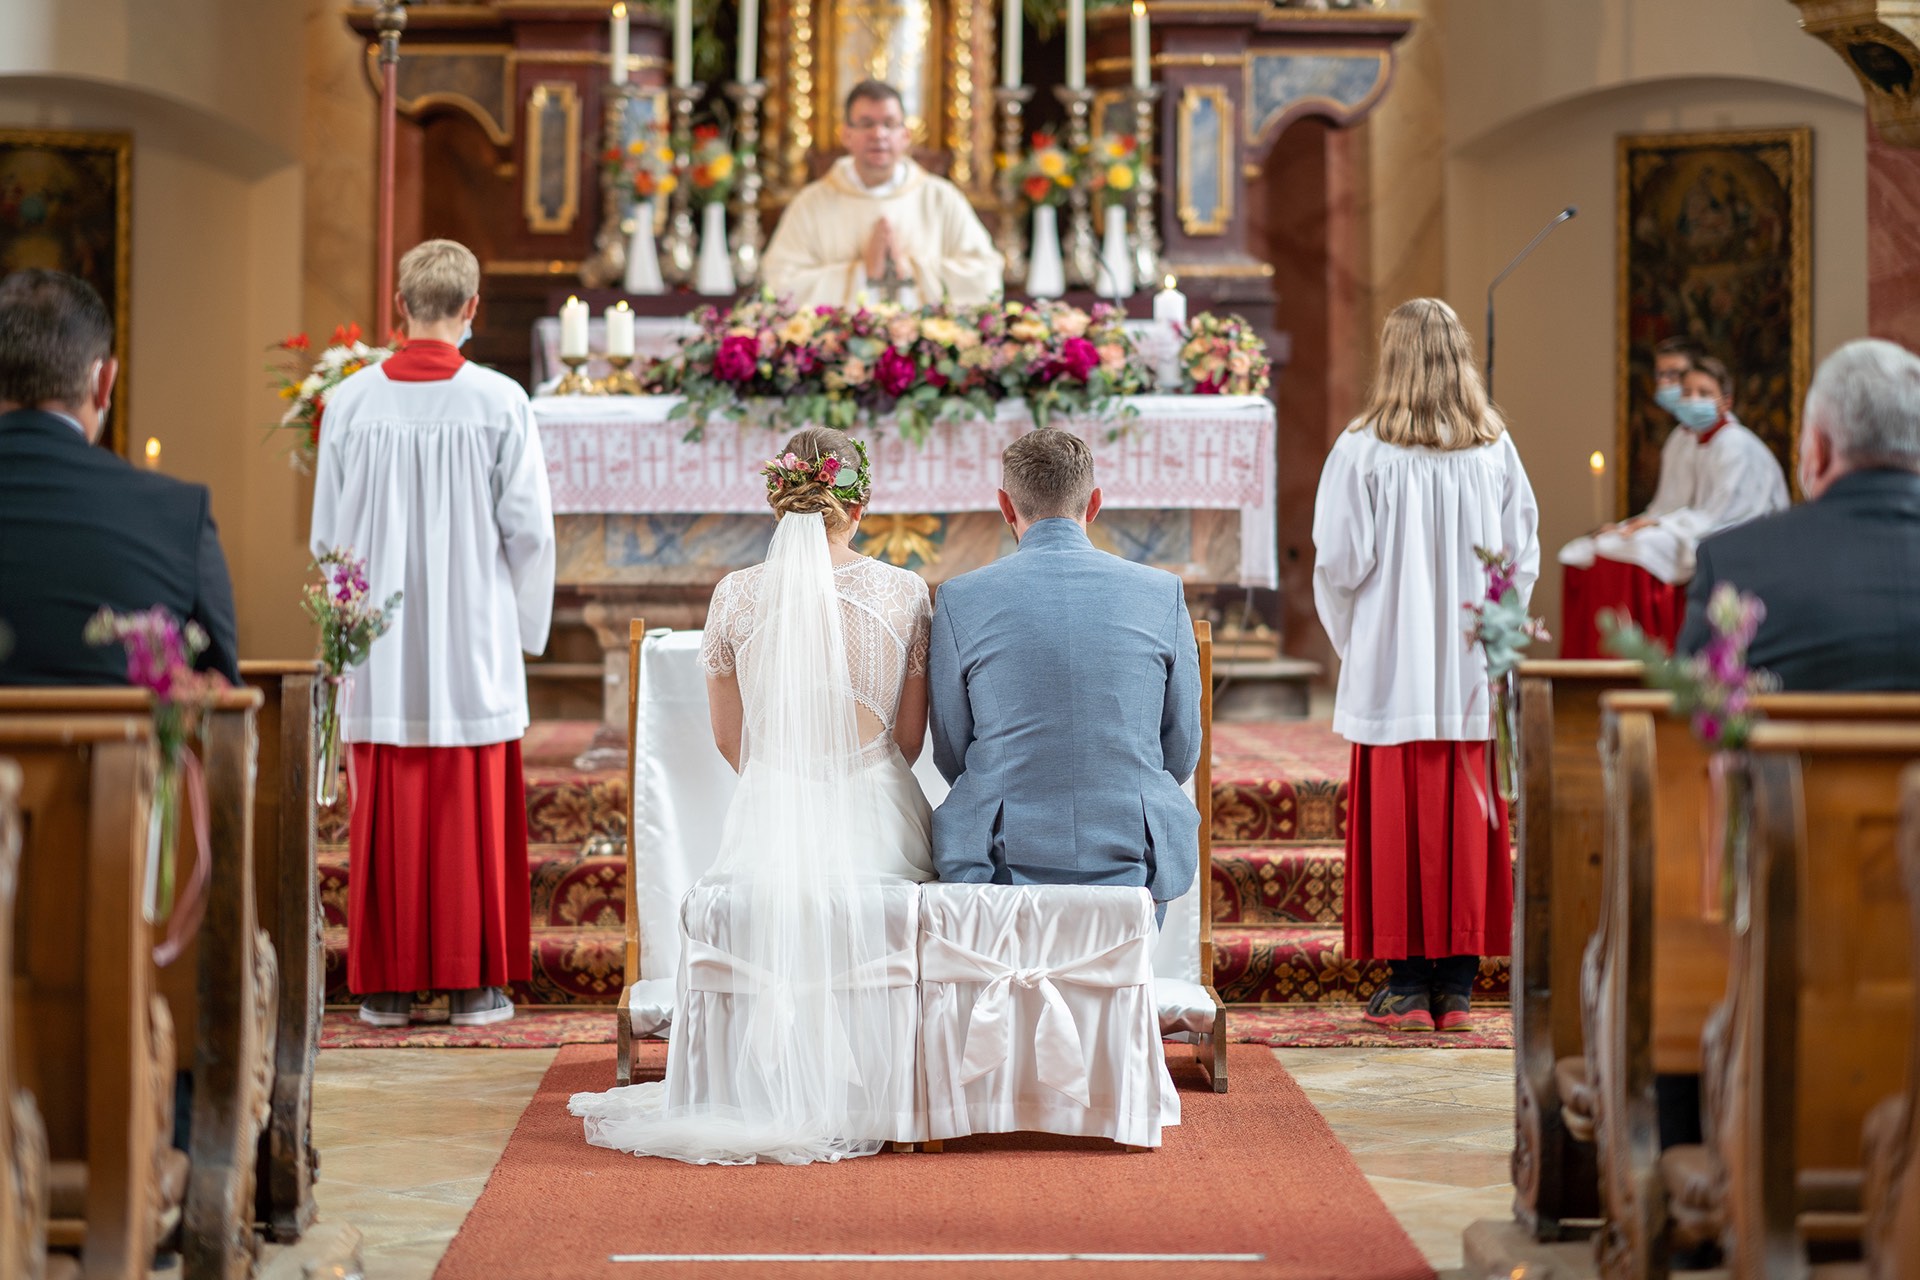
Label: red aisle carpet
xmin=430 ymin=1044 xmax=1436 ymax=1280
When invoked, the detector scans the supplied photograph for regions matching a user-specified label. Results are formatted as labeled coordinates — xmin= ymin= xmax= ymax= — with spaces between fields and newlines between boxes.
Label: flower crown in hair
xmin=760 ymin=438 xmax=872 ymax=507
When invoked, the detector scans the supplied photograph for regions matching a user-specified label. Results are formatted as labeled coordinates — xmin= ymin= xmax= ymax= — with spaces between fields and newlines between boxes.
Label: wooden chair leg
xmin=1125 ymin=1144 xmax=1152 ymax=1153
xmin=891 ymin=1142 xmax=917 ymax=1153
xmin=922 ymin=1139 xmax=945 ymax=1153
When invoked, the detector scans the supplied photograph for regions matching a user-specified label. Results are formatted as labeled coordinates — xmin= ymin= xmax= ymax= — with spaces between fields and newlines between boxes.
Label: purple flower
xmin=1693 ymin=711 xmax=1724 ymax=744
xmin=1059 ymin=337 xmax=1101 ymax=382
xmin=876 ymin=347 xmax=917 ymax=396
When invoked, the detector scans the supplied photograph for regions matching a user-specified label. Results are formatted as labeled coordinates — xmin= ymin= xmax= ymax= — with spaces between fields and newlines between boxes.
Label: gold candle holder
xmin=601 ymin=354 xmax=643 ymax=395
xmin=554 ymin=354 xmax=604 ymax=396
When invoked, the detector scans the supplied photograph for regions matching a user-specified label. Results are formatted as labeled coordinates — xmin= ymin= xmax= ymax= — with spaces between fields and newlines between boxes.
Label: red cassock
xmin=1558 ymin=558 xmax=1688 ymax=659
xmin=1343 ymin=741 xmax=1512 ymax=961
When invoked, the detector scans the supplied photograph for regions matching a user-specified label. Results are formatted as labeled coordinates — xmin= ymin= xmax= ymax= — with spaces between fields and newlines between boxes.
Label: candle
xmin=605 ymin=300 xmax=636 ymax=358
xmin=610 ymin=2 xmax=629 ymax=85
xmin=143 ymin=437 xmax=161 ymax=470
xmin=673 ymin=0 xmax=693 ymax=87
xmin=736 ymin=0 xmax=759 ymax=83
xmin=1152 ymin=274 xmax=1186 ymax=326
xmin=1590 ymin=450 xmax=1608 ymax=526
xmin=1001 ymin=0 xmax=1021 ymax=88
xmin=1130 ymin=1 xmax=1150 ymax=91
xmin=560 ymin=296 xmax=591 ymax=360
xmin=1066 ymin=0 xmax=1085 ymax=90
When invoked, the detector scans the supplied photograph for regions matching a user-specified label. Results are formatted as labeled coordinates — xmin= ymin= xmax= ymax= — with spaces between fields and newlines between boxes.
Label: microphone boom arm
xmin=1485 ymin=205 xmax=1576 ymax=399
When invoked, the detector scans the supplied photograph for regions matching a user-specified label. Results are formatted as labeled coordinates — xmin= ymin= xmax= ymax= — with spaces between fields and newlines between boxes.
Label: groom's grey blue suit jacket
xmin=927 ymin=518 xmax=1203 ymax=904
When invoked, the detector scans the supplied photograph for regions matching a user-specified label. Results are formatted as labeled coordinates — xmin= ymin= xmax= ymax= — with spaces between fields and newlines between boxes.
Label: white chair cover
xmin=918 ymin=883 xmax=1180 ymax=1148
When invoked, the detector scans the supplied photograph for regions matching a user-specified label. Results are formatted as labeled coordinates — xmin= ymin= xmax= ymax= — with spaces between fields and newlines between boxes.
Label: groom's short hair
xmin=1002 ymin=428 xmax=1095 ymax=520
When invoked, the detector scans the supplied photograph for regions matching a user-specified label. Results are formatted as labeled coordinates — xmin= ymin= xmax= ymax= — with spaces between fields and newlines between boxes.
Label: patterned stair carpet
xmin=319 ymin=719 xmax=1511 ymax=1046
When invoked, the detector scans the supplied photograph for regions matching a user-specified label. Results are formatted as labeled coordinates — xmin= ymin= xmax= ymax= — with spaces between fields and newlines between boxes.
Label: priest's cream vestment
xmin=760 ymin=157 xmax=1004 ymax=310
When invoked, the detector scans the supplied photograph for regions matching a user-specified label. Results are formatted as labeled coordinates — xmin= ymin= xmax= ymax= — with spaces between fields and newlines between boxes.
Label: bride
xmin=569 ymin=426 xmax=935 ymax=1165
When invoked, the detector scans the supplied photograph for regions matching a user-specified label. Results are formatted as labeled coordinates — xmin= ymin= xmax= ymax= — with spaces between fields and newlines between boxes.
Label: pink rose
xmin=714 ymin=333 xmax=759 ymax=382
xmin=1060 ymin=337 xmax=1101 ymax=381
xmin=876 ymin=346 xmax=917 ymax=396
xmin=820 ymin=456 xmax=843 ymax=483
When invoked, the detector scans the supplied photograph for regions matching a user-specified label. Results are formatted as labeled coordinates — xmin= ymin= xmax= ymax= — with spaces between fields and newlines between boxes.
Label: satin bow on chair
xmin=920 ymin=932 xmax=1153 ymax=1108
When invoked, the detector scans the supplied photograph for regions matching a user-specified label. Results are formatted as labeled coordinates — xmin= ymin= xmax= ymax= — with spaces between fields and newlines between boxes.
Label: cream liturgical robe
xmin=760 ymin=157 xmax=1004 ymax=310
xmin=1558 ymin=418 xmax=1789 ymax=585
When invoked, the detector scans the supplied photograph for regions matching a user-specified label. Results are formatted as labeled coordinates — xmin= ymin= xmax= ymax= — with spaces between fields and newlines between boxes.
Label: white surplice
xmin=1312 ymin=424 xmax=1541 ymax=746
xmin=1558 ymin=417 xmax=1788 ymax=584
xmin=308 ymin=362 xmax=556 ymax=746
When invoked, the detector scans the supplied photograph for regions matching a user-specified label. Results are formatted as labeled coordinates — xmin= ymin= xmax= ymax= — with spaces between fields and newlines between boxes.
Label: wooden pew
xmin=1704 ymin=728 xmax=1920 ymax=1277
xmin=1584 ymin=694 xmax=1920 ymax=1279
xmin=1857 ymin=763 xmax=1920 ymax=1280
xmin=238 ymin=662 xmax=322 ymax=1243
xmin=1512 ymin=659 xmax=1643 ymax=1239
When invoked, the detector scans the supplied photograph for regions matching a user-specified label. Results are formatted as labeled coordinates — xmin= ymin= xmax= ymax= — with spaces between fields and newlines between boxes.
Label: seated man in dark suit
xmin=0 ymin=269 xmax=239 ymax=685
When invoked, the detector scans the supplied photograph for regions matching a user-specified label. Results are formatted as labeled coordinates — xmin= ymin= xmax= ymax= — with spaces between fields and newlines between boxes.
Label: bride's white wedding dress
xmin=569 ymin=512 xmax=935 ymax=1165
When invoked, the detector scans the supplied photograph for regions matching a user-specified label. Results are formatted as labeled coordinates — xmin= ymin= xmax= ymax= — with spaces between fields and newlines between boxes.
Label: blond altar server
xmin=310 ymin=239 xmax=557 ymax=1030
xmin=760 ymin=79 xmax=1004 ymax=310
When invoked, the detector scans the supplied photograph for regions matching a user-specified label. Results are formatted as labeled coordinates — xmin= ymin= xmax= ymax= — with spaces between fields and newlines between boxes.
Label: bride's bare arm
xmin=894 ymin=671 xmax=928 ymax=763
xmin=707 ymin=671 xmax=744 ymax=771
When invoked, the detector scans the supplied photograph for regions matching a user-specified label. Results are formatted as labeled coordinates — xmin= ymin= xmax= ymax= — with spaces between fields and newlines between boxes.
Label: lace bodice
xmin=701 ymin=556 xmax=932 ymax=753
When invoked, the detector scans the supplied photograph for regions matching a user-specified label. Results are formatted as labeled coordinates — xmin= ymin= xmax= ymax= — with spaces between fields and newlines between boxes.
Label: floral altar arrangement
xmin=84 ymin=605 xmax=229 ymax=964
xmin=1014 ymin=131 xmax=1080 ymax=207
xmin=1089 ymin=134 xmax=1142 ymax=211
xmin=649 ymin=295 xmax=1155 ymax=442
xmin=303 ymin=548 xmax=402 ymax=807
xmin=682 ymin=122 xmax=740 ymax=208
xmin=1178 ymin=313 xmax=1272 ymax=397
xmin=269 ymin=323 xmax=393 ymax=470
xmin=1464 ymin=547 xmax=1550 ymax=805
xmin=605 ymin=121 xmax=677 ymax=204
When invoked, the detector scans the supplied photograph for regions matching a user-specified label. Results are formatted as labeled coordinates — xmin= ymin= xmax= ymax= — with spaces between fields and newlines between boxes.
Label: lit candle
xmin=1152 ymin=273 xmax=1186 ymax=326
xmin=673 ymin=0 xmax=693 ymax=87
xmin=1590 ymin=451 xmax=1608 ymax=527
xmin=1130 ymin=1 xmax=1150 ymax=91
xmin=1001 ymin=0 xmax=1021 ymax=88
xmin=143 ymin=437 xmax=161 ymax=470
xmin=736 ymin=0 xmax=759 ymax=83
xmin=610 ymin=2 xmax=629 ymax=85
xmin=560 ymin=296 xmax=591 ymax=360
xmin=605 ymin=300 xmax=636 ymax=358
xmin=1066 ymin=0 xmax=1085 ymax=90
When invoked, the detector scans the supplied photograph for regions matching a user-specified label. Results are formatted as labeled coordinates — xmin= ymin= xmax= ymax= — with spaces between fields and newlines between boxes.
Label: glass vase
xmin=1706 ymin=751 xmax=1750 ymax=924
xmin=145 ymin=752 xmax=180 ymax=926
xmin=1492 ymin=672 xmax=1519 ymax=807
xmin=316 ymin=674 xmax=346 ymax=808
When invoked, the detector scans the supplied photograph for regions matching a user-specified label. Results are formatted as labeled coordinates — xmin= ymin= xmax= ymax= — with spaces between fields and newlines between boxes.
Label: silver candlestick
xmin=993 ymin=85 xmax=1035 ymax=285
xmin=662 ymin=84 xmax=705 ymax=285
xmin=724 ymin=80 xmax=769 ymax=289
xmin=1054 ymin=85 xmax=1098 ymax=289
xmin=1127 ymin=84 xmax=1166 ymax=288
xmin=581 ymin=84 xmax=636 ymax=288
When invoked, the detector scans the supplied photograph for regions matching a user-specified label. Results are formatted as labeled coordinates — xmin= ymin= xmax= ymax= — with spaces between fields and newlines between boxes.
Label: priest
xmin=760 ymin=79 xmax=1004 ymax=310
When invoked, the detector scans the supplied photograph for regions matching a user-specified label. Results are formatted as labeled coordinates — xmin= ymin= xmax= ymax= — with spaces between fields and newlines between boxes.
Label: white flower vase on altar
xmin=624 ymin=201 xmax=665 ymax=295
xmin=695 ymin=202 xmax=736 ymax=296
xmin=1026 ymin=204 xmax=1065 ymax=299
xmin=1096 ymin=204 xmax=1135 ymax=299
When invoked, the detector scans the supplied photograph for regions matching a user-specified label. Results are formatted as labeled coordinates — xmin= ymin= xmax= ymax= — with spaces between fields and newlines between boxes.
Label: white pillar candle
xmin=736 ymin=0 xmax=759 ymax=83
xmin=1066 ymin=0 xmax=1085 ymax=90
xmin=605 ymin=301 xmax=636 ymax=357
xmin=610 ymin=2 xmax=630 ymax=84
xmin=1001 ymin=0 xmax=1021 ymax=88
xmin=560 ymin=296 xmax=591 ymax=359
xmin=1153 ymin=274 xmax=1186 ymax=326
xmin=1130 ymin=1 xmax=1149 ymax=91
xmin=674 ymin=0 xmax=693 ymax=87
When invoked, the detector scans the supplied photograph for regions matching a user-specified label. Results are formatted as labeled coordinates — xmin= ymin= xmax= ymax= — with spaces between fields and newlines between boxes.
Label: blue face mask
xmin=458 ymin=320 xmax=473 ymax=349
xmin=1673 ymin=396 xmax=1721 ymax=432
xmin=1654 ymin=383 xmax=1685 ymax=416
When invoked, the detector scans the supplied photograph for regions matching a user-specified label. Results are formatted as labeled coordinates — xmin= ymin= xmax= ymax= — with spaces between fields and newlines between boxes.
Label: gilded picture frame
xmin=1616 ymin=127 xmax=1811 ymax=515
xmin=0 ymin=128 xmax=133 ymax=455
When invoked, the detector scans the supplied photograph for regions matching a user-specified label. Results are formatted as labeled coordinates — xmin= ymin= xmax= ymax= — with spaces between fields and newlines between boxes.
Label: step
xmin=1211 ymin=721 xmax=1347 ymax=843
xmin=1214 ymin=657 xmax=1323 ymax=723
xmin=1212 ymin=924 xmax=1510 ymax=1006
xmin=1210 ymin=843 xmax=1345 ymax=927
xmin=319 ymin=844 xmax=627 ymax=931
xmin=324 ymin=924 xmax=628 ymax=1007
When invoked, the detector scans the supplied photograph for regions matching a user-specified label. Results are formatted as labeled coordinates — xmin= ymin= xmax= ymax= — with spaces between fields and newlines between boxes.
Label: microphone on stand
xmin=1485 ymin=205 xmax=1577 ymax=399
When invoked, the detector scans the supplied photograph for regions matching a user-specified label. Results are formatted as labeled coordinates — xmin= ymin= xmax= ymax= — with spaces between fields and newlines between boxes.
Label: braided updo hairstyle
xmin=767 ymin=426 xmax=868 ymax=531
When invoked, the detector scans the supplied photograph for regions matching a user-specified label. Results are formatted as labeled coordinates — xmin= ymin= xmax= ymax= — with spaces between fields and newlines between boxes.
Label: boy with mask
xmin=1558 ymin=351 xmax=1788 ymax=657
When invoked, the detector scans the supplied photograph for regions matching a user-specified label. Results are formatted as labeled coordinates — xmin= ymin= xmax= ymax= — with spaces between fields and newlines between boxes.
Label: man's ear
xmin=462 ymin=295 xmax=480 ymax=323
xmin=394 ymin=292 xmax=411 ymax=329
xmin=94 ymin=356 xmax=119 ymax=412
xmin=1084 ymin=487 xmax=1102 ymax=524
xmin=996 ymin=489 xmax=1019 ymax=527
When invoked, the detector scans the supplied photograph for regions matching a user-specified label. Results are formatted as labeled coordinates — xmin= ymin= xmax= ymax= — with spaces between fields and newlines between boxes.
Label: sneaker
xmin=450 ymin=987 xmax=515 ymax=1027
xmin=357 ymin=992 xmax=410 ymax=1027
xmin=1361 ymin=986 xmax=1434 ymax=1032
xmin=1432 ymin=991 xmax=1473 ymax=1032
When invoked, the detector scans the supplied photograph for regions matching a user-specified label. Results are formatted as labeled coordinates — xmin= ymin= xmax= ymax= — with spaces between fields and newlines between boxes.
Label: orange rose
xmin=1023 ymin=174 xmax=1051 ymax=202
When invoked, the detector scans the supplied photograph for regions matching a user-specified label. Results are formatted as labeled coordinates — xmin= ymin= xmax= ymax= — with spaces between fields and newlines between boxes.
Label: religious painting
xmin=0 ymin=129 xmax=132 ymax=455
xmin=1617 ymin=128 xmax=1810 ymax=514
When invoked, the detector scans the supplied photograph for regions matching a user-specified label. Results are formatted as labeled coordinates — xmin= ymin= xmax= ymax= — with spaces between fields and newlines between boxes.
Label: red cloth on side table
xmin=1559 ymin=558 xmax=1688 ymax=660
xmin=1343 ymin=741 xmax=1512 ymax=961
xmin=346 ymin=740 xmax=530 ymax=994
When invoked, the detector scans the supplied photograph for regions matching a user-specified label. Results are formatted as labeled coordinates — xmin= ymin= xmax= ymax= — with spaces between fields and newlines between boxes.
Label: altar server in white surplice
xmin=760 ymin=79 xmax=1003 ymax=310
xmin=309 ymin=239 xmax=556 ymax=1032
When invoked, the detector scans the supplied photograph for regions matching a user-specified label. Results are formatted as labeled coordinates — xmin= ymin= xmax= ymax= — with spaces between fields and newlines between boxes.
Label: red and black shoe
xmin=1361 ymin=986 xmax=1434 ymax=1032
xmin=1432 ymin=991 xmax=1473 ymax=1032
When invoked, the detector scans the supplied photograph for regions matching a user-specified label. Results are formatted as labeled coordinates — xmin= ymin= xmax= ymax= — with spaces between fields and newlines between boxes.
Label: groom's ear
xmin=996 ymin=489 xmax=1020 ymax=528
xmin=1084 ymin=487 xmax=1103 ymax=524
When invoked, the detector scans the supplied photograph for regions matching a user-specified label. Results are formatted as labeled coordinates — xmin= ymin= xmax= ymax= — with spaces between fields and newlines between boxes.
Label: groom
xmin=927 ymin=429 xmax=1202 ymax=918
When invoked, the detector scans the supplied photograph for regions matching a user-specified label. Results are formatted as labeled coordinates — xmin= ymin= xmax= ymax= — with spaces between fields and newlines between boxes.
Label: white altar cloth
xmin=533 ymin=393 xmax=1278 ymax=588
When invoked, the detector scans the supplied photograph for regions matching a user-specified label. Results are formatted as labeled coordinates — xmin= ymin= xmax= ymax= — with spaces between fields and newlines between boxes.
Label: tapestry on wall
xmin=0 ymin=129 xmax=133 ymax=455
xmin=1616 ymin=127 xmax=1810 ymax=514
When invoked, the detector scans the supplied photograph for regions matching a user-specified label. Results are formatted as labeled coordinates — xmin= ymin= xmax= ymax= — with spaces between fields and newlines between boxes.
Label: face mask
xmin=458 ymin=321 xmax=473 ymax=349
xmin=1654 ymin=383 xmax=1685 ymax=416
xmin=1673 ymin=396 xmax=1721 ymax=432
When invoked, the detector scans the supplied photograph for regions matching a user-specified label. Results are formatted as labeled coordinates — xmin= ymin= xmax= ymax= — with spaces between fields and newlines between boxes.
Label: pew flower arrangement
xmin=268 ymin=324 xmax=394 ymax=471
xmin=84 ymin=605 xmax=228 ymax=962
xmin=303 ymin=549 xmax=403 ymax=808
xmin=1178 ymin=314 xmax=1271 ymax=396
xmin=1463 ymin=547 xmax=1550 ymax=804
